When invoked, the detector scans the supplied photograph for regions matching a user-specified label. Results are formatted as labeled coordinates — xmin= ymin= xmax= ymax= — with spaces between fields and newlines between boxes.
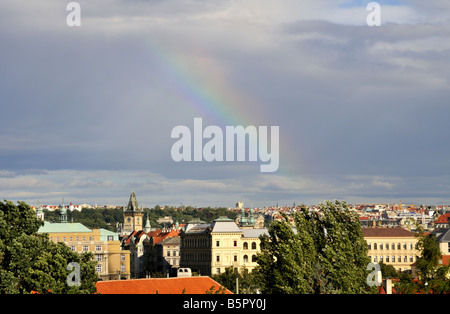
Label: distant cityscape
xmin=30 ymin=192 xmax=450 ymax=294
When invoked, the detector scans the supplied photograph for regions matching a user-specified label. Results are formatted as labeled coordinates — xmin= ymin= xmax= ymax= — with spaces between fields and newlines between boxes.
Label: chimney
xmin=384 ymin=279 xmax=392 ymax=294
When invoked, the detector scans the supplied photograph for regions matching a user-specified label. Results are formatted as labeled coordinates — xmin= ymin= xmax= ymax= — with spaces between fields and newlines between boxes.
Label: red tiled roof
xmin=96 ymin=277 xmax=232 ymax=294
xmin=441 ymin=255 xmax=450 ymax=266
xmin=435 ymin=213 xmax=450 ymax=224
xmin=361 ymin=227 xmax=415 ymax=237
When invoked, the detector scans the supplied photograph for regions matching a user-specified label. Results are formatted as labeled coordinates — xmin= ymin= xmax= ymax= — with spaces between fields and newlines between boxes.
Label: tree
xmin=212 ymin=266 xmax=259 ymax=294
xmin=255 ymin=200 xmax=375 ymax=294
xmin=415 ymin=229 xmax=450 ymax=293
xmin=0 ymin=200 xmax=98 ymax=294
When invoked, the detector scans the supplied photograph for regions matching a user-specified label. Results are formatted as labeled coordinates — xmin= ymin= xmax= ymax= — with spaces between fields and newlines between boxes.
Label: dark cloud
xmin=1 ymin=0 xmax=450 ymax=205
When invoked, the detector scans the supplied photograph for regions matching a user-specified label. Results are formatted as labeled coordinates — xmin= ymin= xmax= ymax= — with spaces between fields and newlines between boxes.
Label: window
xmin=391 ymin=243 xmax=395 ymax=250
xmin=409 ymin=256 xmax=413 ymax=262
xmin=234 ymin=255 xmax=238 ymax=262
xmin=173 ymin=250 xmax=177 ymax=256
xmin=404 ymin=256 xmax=407 ymax=262
xmin=234 ymin=241 xmax=237 ymax=247
xmin=397 ymin=243 xmax=401 ymax=250
xmin=96 ymin=255 xmax=102 ymax=262
xmin=252 ymin=255 xmax=257 ymax=262
xmin=243 ymin=255 xmax=248 ymax=263
xmin=216 ymin=240 xmax=220 ymax=247
xmin=83 ymin=246 xmax=88 ymax=251
xmin=63 ymin=237 xmax=66 ymax=242
xmin=108 ymin=235 xmax=114 ymax=241
xmin=403 ymin=243 xmax=407 ymax=250
xmin=96 ymin=265 xmax=102 ymax=273
xmin=251 ymin=242 xmax=257 ymax=250
xmin=82 ymin=237 xmax=85 ymax=241
xmin=386 ymin=256 xmax=389 ymax=262
xmin=216 ymin=255 xmax=220 ymax=262
xmin=70 ymin=237 xmax=73 ymax=241
xmin=409 ymin=243 xmax=413 ymax=250
xmin=167 ymin=250 xmax=171 ymax=256
xmin=380 ymin=243 xmax=383 ymax=250
xmin=71 ymin=246 xmax=76 ymax=251
xmin=96 ymin=245 xmax=102 ymax=251
xmin=121 ymin=254 xmax=125 ymax=261
xmin=368 ymin=243 xmax=372 ymax=250
xmin=243 ymin=242 xmax=248 ymax=250
xmin=397 ymin=256 xmax=401 ymax=262
xmin=121 ymin=264 xmax=125 ymax=272
xmin=216 ymin=268 xmax=221 ymax=274
xmin=374 ymin=243 xmax=377 ymax=250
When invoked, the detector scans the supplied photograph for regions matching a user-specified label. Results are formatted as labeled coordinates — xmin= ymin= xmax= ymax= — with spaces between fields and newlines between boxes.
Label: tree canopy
xmin=255 ymin=200 xmax=375 ymax=294
xmin=0 ymin=200 xmax=98 ymax=294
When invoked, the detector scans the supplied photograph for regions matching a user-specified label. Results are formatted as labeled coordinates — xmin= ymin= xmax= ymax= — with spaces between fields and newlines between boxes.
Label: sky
xmin=1 ymin=0 xmax=450 ymax=208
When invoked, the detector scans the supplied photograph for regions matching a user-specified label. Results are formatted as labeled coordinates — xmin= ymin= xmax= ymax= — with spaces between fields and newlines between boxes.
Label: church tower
xmin=123 ymin=192 xmax=144 ymax=235
xmin=36 ymin=201 xmax=45 ymax=221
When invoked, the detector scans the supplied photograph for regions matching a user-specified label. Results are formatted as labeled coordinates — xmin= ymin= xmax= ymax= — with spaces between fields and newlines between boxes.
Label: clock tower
xmin=123 ymin=192 xmax=144 ymax=235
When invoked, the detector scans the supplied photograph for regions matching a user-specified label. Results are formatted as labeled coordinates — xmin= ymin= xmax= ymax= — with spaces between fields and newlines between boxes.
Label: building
xmin=236 ymin=207 xmax=265 ymax=229
xmin=432 ymin=228 xmax=450 ymax=256
xmin=434 ymin=213 xmax=450 ymax=229
xmin=158 ymin=235 xmax=181 ymax=275
xmin=180 ymin=216 xmax=268 ymax=276
xmin=96 ymin=276 xmax=232 ymax=294
xmin=121 ymin=192 xmax=144 ymax=236
xmin=362 ymin=227 xmax=419 ymax=274
xmin=37 ymin=205 xmax=131 ymax=281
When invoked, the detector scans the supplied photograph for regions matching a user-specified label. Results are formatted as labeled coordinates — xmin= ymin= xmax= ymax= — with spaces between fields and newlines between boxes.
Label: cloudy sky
xmin=1 ymin=0 xmax=450 ymax=207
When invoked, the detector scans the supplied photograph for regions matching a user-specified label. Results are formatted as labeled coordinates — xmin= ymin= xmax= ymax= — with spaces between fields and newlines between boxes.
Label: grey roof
xmin=160 ymin=236 xmax=180 ymax=245
xmin=241 ymin=228 xmax=269 ymax=238
xmin=433 ymin=228 xmax=450 ymax=243
xmin=185 ymin=223 xmax=211 ymax=233
xmin=211 ymin=220 xmax=242 ymax=233
xmin=125 ymin=192 xmax=142 ymax=212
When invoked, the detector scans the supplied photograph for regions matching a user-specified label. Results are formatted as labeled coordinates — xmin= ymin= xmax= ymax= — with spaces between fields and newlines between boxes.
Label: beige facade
xmin=38 ymin=222 xmax=131 ymax=281
xmin=362 ymin=227 xmax=419 ymax=274
xmin=180 ymin=217 xmax=268 ymax=276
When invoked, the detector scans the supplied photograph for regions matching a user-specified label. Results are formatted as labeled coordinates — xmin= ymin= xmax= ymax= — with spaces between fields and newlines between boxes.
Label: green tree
xmin=0 ymin=200 xmax=98 ymax=294
xmin=212 ymin=266 xmax=259 ymax=294
xmin=415 ymin=229 xmax=450 ymax=293
xmin=255 ymin=200 xmax=375 ymax=294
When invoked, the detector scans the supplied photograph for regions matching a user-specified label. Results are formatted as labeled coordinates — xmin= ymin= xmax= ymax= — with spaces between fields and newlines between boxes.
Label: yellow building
xmin=362 ymin=227 xmax=419 ymax=275
xmin=180 ymin=217 xmax=268 ymax=276
xmin=37 ymin=205 xmax=131 ymax=281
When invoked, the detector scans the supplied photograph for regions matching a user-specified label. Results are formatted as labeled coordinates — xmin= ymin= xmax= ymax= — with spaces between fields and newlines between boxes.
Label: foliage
xmin=379 ymin=261 xmax=397 ymax=279
xmin=205 ymin=285 xmax=227 ymax=294
xmin=254 ymin=200 xmax=375 ymax=294
xmin=0 ymin=200 xmax=98 ymax=294
xmin=44 ymin=206 xmax=236 ymax=232
xmin=414 ymin=228 xmax=450 ymax=293
xmin=212 ymin=266 xmax=259 ymax=294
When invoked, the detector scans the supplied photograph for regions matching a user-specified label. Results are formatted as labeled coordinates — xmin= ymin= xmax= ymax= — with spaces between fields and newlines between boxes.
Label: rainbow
xmin=146 ymin=41 xmax=302 ymax=175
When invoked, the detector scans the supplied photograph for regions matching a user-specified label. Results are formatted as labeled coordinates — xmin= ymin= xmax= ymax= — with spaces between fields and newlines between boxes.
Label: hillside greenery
xmin=43 ymin=205 xmax=237 ymax=232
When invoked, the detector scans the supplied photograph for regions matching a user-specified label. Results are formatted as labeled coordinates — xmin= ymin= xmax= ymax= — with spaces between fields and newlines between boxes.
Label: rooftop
xmin=96 ymin=277 xmax=232 ymax=294
xmin=37 ymin=221 xmax=93 ymax=234
xmin=361 ymin=227 xmax=415 ymax=238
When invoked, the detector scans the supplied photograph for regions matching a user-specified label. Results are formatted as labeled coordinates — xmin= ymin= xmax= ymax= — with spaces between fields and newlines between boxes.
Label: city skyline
xmin=1 ymin=1 xmax=450 ymax=207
